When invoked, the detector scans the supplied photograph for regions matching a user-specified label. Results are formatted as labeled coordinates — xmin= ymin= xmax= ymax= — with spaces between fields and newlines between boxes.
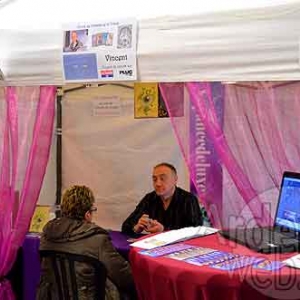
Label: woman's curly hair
xmin=61 ymin=185 xmax=95 ymax=220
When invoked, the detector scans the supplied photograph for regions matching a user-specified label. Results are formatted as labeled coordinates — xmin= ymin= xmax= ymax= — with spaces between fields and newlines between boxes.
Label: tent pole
xmin=56 ymin=88 xmax=63 ymax=207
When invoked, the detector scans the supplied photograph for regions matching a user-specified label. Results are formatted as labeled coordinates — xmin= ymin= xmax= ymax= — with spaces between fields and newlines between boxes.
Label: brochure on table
xmin=167 ymin=246 xmax=215 ymax=260
xmin=139 ymin=242 xmax=285 ymax=271
xmin=283 ymin=254 xmax=300 ymax=269
xmin=131 ymin=226 xmax=219 ymax=250
xmin=62 ymin=18 xmax=137 ymax=83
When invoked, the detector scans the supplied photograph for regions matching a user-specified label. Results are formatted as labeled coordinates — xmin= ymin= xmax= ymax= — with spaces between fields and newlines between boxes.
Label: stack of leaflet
xmin=209 ymin=255 xmax=264 ymax=271
xmin=131 ymin=226 xmax=219 ymax=250
xmin=140 ymin=243 xmax=195 ymax=257
xmin=252 ymin=259 xmax=285 ymax=271
xmin=185 ymin=250 xmax=240 ymax=267
xmin=209 ymin=257 xmax=285 ymax=271
xmin=168 ymin=247 xmax=285 ymax=271
xmin=139 ymin=244 xmax=285 ymax=271
xmin=167 ymin=246 xmax=215 ymax=260
xmin=283 ymin=253 xmax=300 ymax=269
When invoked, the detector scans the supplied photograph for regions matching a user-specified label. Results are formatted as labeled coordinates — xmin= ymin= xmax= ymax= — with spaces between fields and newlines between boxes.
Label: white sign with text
xmin=92 ymin=96 xmax=121 ymax=117
xmin=62 ymin=19 xmax=137 ymax=83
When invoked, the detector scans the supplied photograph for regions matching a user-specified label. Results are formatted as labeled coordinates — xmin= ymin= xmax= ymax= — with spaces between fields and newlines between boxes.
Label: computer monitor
xmin=274 ymin=172 xmax=300 ymax=233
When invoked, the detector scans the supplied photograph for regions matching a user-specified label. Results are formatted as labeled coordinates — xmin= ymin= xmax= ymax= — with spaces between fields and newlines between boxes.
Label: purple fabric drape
xmin=0 ymin=86 xmax=56 ymax=299
xmin=160 ymin=82 xmax=300 ymax=229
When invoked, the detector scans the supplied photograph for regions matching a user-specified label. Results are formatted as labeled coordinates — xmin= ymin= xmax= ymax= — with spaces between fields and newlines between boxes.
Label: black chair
xmin=39 ymin=250 xmax=107 ymax=300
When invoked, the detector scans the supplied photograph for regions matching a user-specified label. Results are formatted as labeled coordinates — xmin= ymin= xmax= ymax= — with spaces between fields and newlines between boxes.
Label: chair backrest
xmin=39 ymin=250 xmax=107 ymax=300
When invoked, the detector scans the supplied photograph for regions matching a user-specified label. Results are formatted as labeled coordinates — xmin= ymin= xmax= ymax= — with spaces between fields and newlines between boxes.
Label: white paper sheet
xmin=130 ymin=226 xmax=219 ymax=249
xmin=283 ymin=254 xmax=300 ymax=269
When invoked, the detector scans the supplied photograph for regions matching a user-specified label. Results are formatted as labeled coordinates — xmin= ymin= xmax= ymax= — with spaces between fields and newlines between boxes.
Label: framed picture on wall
xmin=134 ymin=83 xmax=159 ymax=118
xmin=134 ymin=82 xmax=184 ymax=118
xmin=29 ymin=205 xmax=51 ymax=233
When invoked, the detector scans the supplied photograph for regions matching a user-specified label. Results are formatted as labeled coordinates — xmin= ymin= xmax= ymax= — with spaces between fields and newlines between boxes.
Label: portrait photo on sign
xmin=63 ymin=29 xmax=89 ymax=52
xmin=117 ymin=25 xmax=132 ymax=49
xmin=92 ymin=32 xmax=114 ymax=47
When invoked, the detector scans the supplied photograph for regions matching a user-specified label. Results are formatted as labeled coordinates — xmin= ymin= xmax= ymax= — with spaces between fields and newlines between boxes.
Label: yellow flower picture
xmin=134 ymin=83 xmax=159 ymax=118
xmin=29 ymin=205 xmax=51 ymax=233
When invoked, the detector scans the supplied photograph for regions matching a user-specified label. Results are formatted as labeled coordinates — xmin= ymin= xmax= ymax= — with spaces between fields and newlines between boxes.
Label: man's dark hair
xmin=154 ymin=162 xmax=177 ymax=175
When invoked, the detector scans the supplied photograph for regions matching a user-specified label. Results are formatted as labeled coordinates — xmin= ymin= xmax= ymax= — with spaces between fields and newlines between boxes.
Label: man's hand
xmin=133 ymin=214 xmax=151 ymax=233
xmin=146 ymin=220 xmax=164 ymax=233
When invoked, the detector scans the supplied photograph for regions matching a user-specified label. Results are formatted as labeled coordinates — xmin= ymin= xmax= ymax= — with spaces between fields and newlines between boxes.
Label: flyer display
xmin=62 ymin=19 xmax=137 ymax=82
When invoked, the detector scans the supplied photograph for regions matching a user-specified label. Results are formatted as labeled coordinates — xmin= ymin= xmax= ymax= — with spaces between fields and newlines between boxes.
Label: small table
xmin=22 ymin=230 xmax=130 ymax=300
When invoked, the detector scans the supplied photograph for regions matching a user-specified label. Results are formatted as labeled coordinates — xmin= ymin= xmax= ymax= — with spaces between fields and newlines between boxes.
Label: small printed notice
xmin=62 ymin=19 xmax=137 ymax=82
xmin=92 ymin=96 xmax=121 ymax=117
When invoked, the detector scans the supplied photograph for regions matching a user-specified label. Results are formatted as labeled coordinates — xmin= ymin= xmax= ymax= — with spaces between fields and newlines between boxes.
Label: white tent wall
xmin=62 ymin=84 xmax=189 ymax=230
xmin=0 ymin=1 xmax=300 ymax=85
xmin=1 ymin=0 xmax=300 ymax=228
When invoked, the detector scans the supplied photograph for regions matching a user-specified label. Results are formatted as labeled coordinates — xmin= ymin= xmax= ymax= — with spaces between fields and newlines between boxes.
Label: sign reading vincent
xmin=62 ymin=19 xmax=137 ymax=82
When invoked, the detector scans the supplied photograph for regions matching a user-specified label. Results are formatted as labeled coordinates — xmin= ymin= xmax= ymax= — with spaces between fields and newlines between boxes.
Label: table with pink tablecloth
xmin=130 ymin=233 xmax=300 ymax=300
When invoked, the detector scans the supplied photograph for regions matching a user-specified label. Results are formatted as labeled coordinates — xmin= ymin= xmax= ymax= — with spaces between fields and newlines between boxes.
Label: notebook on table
xmin=220 ymin=171 xmax=300 ymax=253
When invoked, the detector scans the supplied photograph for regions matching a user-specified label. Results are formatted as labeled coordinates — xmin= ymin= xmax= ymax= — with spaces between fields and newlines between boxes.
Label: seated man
xmin=37 ymin=185 xmax=136 ymax=300
xmin=122 ymin=162 xmax=203 ymax=235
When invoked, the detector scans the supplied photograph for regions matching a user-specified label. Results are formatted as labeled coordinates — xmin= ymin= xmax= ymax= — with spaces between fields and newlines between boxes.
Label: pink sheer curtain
xmin=0 ymin=86 xmax=56 ymax=299
xmin=160 ymin=82 xmax=300 ymax=229
xmin=223 ymin=82 xmax=300 ymax=227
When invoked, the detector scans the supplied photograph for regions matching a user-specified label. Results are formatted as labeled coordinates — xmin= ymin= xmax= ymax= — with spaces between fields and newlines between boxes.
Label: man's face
xmin=71 ymin=32 xmax=78 ymax=43
xmin=152 ymin=165 xmax=177 ymax=199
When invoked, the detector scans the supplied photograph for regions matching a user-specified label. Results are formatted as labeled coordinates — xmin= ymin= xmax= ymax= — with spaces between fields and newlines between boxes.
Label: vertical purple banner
xmin=189 ymin=82 xmax=224 ymax=224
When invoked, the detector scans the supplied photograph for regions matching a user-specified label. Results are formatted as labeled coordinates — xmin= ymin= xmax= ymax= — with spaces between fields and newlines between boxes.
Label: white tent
xmin=1 ymin=0 xmax=300 ymax=229
xmin=0 ymin=0 xmax=300 ymax=85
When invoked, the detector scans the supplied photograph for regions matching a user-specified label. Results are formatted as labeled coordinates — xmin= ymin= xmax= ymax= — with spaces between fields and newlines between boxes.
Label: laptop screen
xmin=274 ymin=173 xmax=300 ymax=232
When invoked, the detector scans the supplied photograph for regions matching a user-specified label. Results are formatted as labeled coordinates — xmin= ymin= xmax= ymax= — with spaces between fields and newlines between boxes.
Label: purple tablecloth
xmin=22 ymin=230 xmax=130 ymax=300
xmin=22 ymin=234 xmax=41 ymax=300
xmin=108 ymin=230 xmax=131 ymax=259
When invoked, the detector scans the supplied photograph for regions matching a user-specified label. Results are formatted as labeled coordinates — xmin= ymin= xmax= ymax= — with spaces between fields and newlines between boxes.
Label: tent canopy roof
xmin=0 ymin=0 xmax=296 ymax=29
xmin=1 ymin=0 xmax=300 ymax=85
